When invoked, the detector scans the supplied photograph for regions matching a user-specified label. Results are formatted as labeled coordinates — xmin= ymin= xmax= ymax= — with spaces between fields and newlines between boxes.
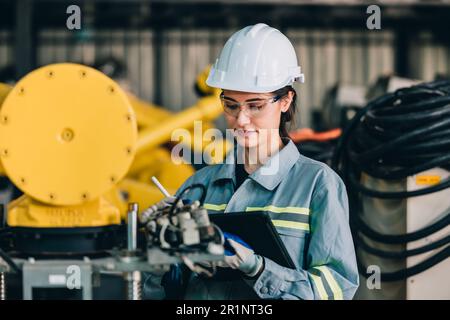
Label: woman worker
xmin=146 ymin=23 xmax=359 ymax=300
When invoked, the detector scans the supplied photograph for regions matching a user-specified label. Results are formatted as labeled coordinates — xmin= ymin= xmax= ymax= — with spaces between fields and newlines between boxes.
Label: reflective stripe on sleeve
xmin=310 ymin=273 xmax=328 ymax=300
xmin=271 ymin=220 xmax=310 ymax=232
xmin=246 ymin=205 xmax=310 ymax=215
xmin=246 ymin=205 xmax=310 ymax=232
xmin=203 ymin=203 xmax=227 ymax=211
xmin=313 ymin=266 xmax=343 ymax=300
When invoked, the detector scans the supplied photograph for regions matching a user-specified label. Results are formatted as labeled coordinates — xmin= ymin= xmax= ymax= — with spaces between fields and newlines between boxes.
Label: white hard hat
xmin=206 ymin=23 xmax=304 ymax=93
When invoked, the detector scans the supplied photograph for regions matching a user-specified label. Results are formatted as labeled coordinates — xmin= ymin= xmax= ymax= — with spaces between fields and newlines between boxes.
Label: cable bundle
xmin=332 ymin=80 xmax=450 ymax=281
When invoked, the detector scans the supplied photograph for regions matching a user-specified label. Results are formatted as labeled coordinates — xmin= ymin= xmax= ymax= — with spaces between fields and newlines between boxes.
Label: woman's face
xmin=222 ymin=90 xmax=293 ymax=149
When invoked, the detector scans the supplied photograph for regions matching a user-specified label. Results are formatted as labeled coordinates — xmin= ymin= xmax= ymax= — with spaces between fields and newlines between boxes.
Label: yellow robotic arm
xmin=0 ymin=82 xmax=12 ymax=176
xmin=0 ymin=64 xmax=230 ymax=228
xmin=0 ymin=64 xmax=137 ymax=227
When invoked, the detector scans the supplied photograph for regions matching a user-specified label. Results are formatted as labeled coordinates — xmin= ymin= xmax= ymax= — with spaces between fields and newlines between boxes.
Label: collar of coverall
xmin=212 ymin=138 xmax=300 ymax=191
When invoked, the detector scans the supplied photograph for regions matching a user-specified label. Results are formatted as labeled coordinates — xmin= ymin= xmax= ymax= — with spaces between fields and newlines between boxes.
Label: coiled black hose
xmin=353 ymin=207 xmax=450 ymax=244
xmin=357 ymin=245 xmax=449 ymax=282
xmin=332 ymin=80 xmax=450 ymax=281
xmin=355 ymin=233 xmax=450 ymax=259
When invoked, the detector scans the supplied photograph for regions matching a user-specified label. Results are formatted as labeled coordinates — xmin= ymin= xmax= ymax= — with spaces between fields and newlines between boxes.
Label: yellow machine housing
xmin=0 ymin=63 xmax=228 ymax=229
xmin=0 ymin=64 xmax=138 ymax=227
xmin=0 ymin=83 xmax=11 ymax=175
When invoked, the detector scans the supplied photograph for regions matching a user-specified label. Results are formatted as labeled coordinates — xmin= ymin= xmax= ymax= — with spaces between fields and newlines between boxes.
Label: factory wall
xmin=1 ymin=28 xmax=449 ymax=128
xmin=0 ymin=31 xmax=13 ymax=69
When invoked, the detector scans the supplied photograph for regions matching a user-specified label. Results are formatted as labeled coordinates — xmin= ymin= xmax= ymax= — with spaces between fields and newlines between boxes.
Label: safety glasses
xmin=220 ymin=93 xmax=283 ymax=118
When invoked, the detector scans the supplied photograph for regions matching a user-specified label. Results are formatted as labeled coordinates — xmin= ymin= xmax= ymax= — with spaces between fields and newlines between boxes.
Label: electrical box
xmin=406 ymin=168 xmax=450 ymax=299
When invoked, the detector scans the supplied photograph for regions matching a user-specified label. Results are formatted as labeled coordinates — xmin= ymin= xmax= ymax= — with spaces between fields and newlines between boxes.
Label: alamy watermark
xmin=66 ymin=265 xmax=81 ymax=290
xmin=366 ymin=5 xmax=381 ymax=30
xmin=171 ymin=121 xmax=281 ymax=176
xmin=366 ymin=265 xmax=381 ymax=290
xmin=65 ymin=5 xmax=380 ymax=33
xmin=66 ymin=5 xmax=81 ymax=30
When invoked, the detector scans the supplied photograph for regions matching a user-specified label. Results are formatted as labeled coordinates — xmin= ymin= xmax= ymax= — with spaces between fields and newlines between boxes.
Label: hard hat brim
xmin=206 ymin=77 xmax=297 ymax=94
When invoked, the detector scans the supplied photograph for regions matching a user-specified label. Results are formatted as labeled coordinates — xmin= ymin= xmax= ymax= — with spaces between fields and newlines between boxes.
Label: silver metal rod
xmin=127 ymin=203 xmax=138 ymax=251
xmin=151 ymin=176 xmax=171 ymax=197
xmin=0 ymin=272 xmax=5 ymax=300
xmin=125 ymin=271 xmax=142 ymax=300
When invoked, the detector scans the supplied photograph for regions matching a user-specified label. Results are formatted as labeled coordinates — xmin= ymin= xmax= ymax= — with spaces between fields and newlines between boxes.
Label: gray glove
xmin=222 ymin=239 xmax=264 ymax=276
xmin=140 ymin=196 xmax=176 ymax=224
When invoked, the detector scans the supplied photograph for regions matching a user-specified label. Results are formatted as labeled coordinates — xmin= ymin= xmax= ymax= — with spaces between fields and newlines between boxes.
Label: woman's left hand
xmin=222 ymin=239 xmax=264 ymax=276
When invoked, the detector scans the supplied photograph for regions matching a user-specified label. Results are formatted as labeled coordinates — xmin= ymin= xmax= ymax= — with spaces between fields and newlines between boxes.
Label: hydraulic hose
xmin=358 ymin=245 xmax=450 ymax=282
xmin=353 ymin=208 xmax=450 ymax=244
xmin=354 ymin=233 xmax=450 ymax=259
xmin=332 ymin=80 xmax=450 ymax=281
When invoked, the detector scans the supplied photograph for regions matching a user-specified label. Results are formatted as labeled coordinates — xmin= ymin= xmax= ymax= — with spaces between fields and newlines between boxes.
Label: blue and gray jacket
xmin=146 ymin=139 xmax=359 ymax=300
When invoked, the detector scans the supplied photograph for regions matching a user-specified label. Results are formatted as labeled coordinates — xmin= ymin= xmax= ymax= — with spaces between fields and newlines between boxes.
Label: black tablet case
xmin=209 ymin=211 xmax=296 ymax=269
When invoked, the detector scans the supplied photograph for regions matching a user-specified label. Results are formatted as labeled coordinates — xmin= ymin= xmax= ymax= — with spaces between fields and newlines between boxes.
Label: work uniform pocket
xmin=277 ymin=229 xmax=309 ymax=269
xmin=245 ymin=206 xmax=311 ymax=268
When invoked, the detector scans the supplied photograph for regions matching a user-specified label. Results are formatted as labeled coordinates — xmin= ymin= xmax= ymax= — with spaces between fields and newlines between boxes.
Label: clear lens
xmin=221 ymin=98 xmax=240 ymax=116
xmin=220 ymin=95 xmax=280 ymax=118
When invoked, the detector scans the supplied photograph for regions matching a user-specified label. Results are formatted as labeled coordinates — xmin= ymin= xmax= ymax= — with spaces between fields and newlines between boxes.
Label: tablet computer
xmin=209 ymin=211 xmax=296 ymax=269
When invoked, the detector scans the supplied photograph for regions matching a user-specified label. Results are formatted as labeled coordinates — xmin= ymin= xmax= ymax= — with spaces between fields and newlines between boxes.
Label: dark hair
xmin=272 ymin=86 xmax=297 ymax=137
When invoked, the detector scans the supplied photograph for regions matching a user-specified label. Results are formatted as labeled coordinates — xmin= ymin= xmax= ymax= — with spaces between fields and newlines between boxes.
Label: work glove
xmin=223 ymin=239 xmax=264 ymax=277
xmin=140 ymin=196 xmax=177 ymax=224
xmin=192 ymin=232 xmax=261 ymax=277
